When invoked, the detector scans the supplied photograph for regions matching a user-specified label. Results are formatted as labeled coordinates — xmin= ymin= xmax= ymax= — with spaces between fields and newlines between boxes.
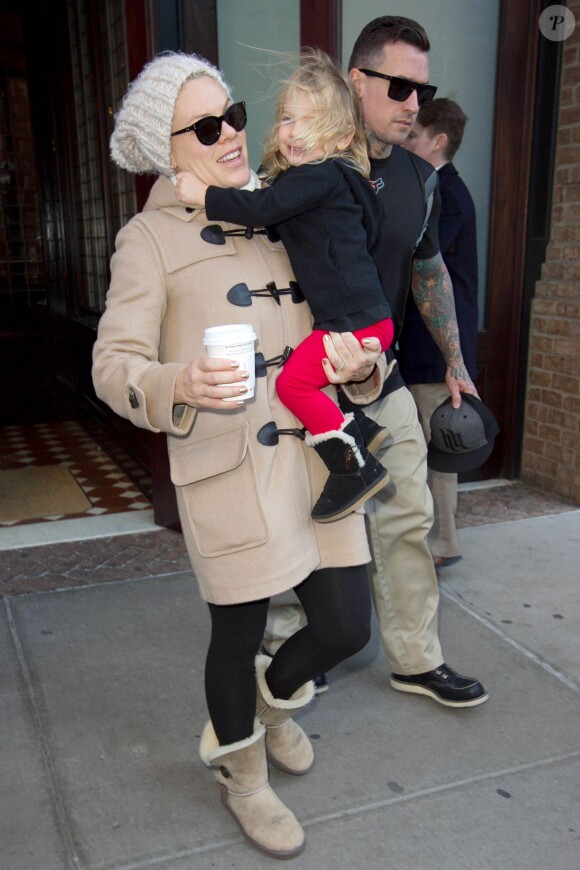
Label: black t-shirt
xmin=369 ymin=145 xmax=441 ymax=395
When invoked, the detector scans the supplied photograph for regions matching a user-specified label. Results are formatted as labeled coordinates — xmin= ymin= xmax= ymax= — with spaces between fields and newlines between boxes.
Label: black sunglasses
xmin=357 ymin=69 xmax=437 ymax=107
xmin=171 ymin=101 xmax=247 ymax=145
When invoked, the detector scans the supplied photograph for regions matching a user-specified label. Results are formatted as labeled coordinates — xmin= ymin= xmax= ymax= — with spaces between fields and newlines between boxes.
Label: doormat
xmin=0 ymin=465 xmax=92 ymax=522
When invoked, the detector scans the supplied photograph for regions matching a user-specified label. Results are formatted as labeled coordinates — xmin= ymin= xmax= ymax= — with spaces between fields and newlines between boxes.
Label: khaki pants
xmin=408 ymin=382 xmax=460 ymax=560
xmin=265 ymin=385 xmax=444 ymax=675
xmin=263 ymin=589 xmax=306 ymax=654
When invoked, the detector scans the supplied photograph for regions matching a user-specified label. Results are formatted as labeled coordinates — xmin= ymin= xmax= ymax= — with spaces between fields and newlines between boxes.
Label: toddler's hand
xmin=174 ymin=171 xmax=208 ymax=207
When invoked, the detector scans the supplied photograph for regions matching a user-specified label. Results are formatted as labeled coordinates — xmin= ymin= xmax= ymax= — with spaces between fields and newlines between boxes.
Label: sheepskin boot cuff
xmin=304 ymin=412 xmax=364 ymax=467
xmin=305 ymin=414 xmax=390 ymax=523
xmin=255 ymin=654 xmax=315 ymax=776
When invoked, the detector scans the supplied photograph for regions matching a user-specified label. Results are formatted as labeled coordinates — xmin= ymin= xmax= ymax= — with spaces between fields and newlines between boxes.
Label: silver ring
xmin=336 ymin=356 xmax=346 ymax=372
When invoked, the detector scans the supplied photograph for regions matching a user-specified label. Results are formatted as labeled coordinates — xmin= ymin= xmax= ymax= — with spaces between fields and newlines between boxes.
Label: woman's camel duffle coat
xmin=92 ymin=176 xmax=386 ymax=605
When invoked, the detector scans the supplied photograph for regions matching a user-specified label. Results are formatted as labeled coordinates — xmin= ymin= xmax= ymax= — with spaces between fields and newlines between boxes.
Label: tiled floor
xmin=0 ymin=419 xmax=577 ymax=597
xmin=0 ymin=421 xmax=152 ymax=528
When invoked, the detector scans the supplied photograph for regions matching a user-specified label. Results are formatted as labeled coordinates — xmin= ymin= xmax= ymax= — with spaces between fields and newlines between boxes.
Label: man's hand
xmin=445 ymin=364 xmax=478 ymax=408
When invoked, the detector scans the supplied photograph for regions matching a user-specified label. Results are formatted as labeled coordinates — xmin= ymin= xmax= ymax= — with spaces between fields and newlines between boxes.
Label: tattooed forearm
xmin=411 ymin=253 xmax=467 ymax=374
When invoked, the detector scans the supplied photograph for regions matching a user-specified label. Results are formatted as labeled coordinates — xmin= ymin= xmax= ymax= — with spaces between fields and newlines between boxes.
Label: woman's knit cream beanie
xmin=110 ymin=51 xmax=231 ymax=177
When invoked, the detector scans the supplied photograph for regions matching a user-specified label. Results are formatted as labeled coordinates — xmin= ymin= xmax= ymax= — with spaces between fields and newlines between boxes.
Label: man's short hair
xmin=417 ymin=98 xmax=468 ymax=161
xmin=348 ymin=16 xmax=430 ymax=72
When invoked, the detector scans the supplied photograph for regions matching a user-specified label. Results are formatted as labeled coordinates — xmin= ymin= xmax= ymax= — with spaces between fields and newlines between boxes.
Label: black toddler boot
xmin=338 ymin=391 xmax=389 ymax=455
xmin=306 ymin=413 xmax=390 ymax=523
xmin=350 ymin=405 xmax=390 ymax=455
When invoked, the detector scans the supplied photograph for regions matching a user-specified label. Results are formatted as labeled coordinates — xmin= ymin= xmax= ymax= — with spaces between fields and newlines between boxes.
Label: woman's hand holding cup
xmin=174 ymin=357 xmax=249 ymax=409
xmin=175 ymin=324 xmax=257 ymax=410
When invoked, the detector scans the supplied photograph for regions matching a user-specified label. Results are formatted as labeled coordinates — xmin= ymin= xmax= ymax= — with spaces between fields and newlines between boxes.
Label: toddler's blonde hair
xmin=261 ymin=48 xmax=369 ymax=181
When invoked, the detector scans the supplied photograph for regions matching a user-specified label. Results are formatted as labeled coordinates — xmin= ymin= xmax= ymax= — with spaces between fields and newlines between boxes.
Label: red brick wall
xmin=521 ymin=2 xmax=580 ymax=504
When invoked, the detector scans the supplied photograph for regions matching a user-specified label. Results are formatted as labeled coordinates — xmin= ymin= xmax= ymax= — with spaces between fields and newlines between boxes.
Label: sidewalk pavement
xmin=2 ymin=509 xmax=579 ymax=870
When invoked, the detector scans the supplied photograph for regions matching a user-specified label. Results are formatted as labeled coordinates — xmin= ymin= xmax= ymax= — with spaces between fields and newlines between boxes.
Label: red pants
xmin=276 ymin=318 xmax=394 ymax=435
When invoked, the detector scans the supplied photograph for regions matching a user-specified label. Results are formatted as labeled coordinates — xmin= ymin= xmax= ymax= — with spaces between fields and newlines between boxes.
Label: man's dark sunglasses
xmin=357 ymin=69 xmax=437 ymax=107
xmin=171 ymin=101 xmax=247 ymax=145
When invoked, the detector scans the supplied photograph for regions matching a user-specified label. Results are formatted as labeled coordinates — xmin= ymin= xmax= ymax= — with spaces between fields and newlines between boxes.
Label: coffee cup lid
xmin=203 ymin=324 xmax=257 ymax=345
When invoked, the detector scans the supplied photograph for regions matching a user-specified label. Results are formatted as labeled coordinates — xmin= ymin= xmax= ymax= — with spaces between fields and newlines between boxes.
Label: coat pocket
xmin=169 ymin=425 xmax=269 ymax=558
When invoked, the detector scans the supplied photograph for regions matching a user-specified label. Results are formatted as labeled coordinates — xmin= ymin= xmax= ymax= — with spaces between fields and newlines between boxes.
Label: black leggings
xmin=205 ymin=565 xmax=371 ymax=745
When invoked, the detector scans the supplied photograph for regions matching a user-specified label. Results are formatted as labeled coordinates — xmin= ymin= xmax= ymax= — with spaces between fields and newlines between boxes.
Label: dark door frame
xmin=300 ymin=0 xmax=342 ymax=60
xmin=478 ymin=0 xmax=553 ymax=480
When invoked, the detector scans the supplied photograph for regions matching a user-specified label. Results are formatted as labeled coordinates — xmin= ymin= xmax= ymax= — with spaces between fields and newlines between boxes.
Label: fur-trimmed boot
xmin=255 ymin=654 xmax=315 ymax=776
xmin=337 ymin=389 xmax=389 ymax=455
xmin=350 ymin=405 xmax=390 ymax=455
xmin=199 ymin=718 xmax=305 ymax=859
xmin=306 ymin=413 xmax=390 ymax=523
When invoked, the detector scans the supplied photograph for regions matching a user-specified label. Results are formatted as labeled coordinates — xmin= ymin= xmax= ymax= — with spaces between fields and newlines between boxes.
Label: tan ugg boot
xmin=255 ymin=654 xmax=315 ymax=776
xmin=199 ymin=718 xmax=305 ymax=859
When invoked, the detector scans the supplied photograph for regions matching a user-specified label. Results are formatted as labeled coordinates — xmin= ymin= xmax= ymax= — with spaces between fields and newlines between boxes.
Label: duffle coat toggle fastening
xmin=257 ymin=421 xmax=306 ymax=446
xmin=202 ymin=221 xmax=304 ymax=306
xmin=227 ymin=280 xmax=305 ymax=307
xmin=201 ymin=223 xmax=267 ymax=245
xmin=255 ymin=346 xmax=294 ymax=378
xmin=205 ymin=226 xmax=308 ymax=449
xmin=203 ymin=226 xmax=303 ymax=380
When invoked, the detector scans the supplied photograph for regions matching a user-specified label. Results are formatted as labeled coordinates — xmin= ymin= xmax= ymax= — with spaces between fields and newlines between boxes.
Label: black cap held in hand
xmin=427 ymin=394 xmax=500 ymax=473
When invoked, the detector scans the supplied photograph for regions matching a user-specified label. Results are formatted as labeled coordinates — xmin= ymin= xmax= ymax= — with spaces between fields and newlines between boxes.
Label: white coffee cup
xmin=203 ymin=324 xmax=257 ymax=401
